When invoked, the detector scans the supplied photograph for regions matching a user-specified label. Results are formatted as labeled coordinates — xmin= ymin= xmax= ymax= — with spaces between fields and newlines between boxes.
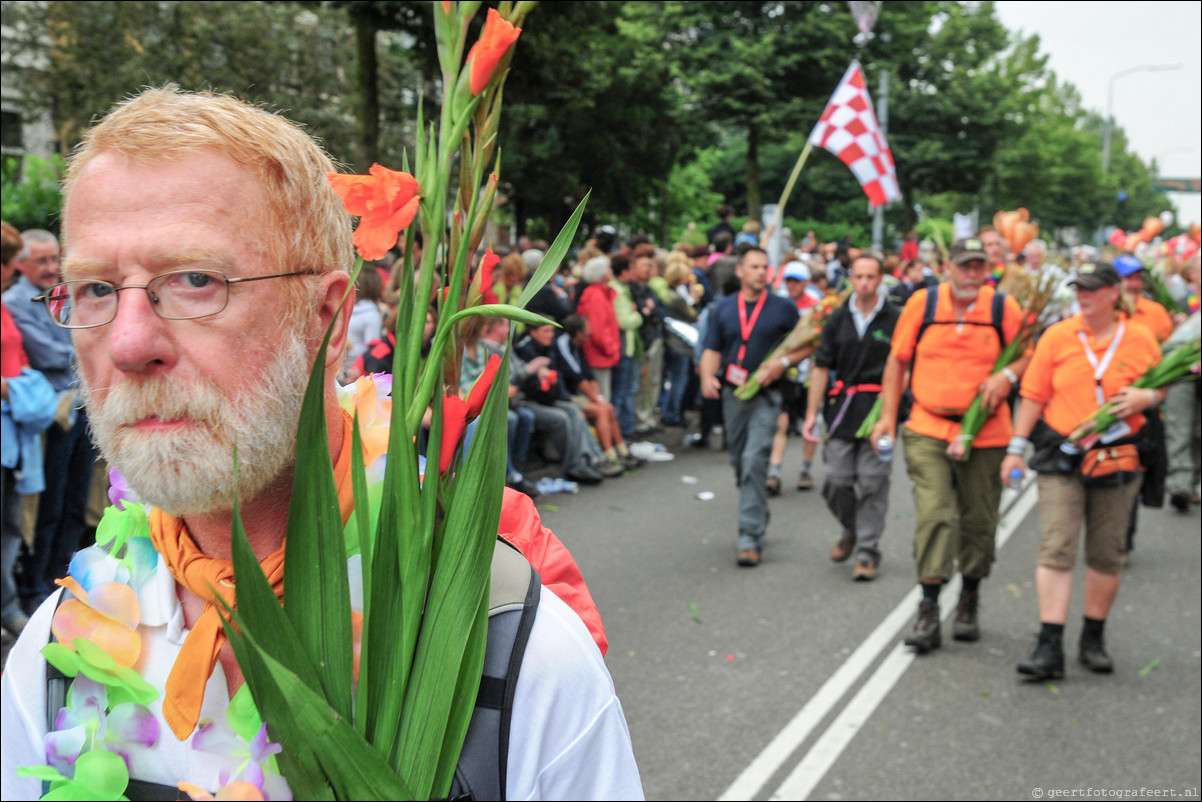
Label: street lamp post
xmin=1103 ymin=63 xmax=1181 ymax=172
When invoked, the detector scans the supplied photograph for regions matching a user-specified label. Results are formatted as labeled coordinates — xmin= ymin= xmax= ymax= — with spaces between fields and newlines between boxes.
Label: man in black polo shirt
xmin=700 ymin=247 xmax=803 ymax=567
xmin=803 ymin=254 xmax=899 ymax=581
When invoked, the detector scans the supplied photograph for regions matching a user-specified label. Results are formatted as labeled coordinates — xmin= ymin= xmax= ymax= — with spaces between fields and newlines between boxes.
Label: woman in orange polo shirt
xmin=1000 ymin=261 xmax=1163 ymax=681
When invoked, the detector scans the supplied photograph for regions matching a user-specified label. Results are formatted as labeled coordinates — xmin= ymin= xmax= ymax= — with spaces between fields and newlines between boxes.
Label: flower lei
xmin=17 ymin=490 xmax=290 ymax=801
xmin=16 ymin=375 xmax=404 ymax=801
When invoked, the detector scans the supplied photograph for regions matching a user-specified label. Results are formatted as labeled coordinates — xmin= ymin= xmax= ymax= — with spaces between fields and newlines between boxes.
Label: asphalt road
xmin=536 ymin=428 xmax=1202 ymax=801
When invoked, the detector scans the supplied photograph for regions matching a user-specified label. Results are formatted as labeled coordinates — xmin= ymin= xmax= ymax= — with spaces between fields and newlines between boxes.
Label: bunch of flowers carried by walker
xmin=734 ymin=291 xmax=847 ymax=401
xmin=17 ymin=487 xmax=291 ymax=801
xmin=1066 ymin=337 xmax=1201 ymax=449
xmin=210 ymin=3 xmax=586 ymax=800
xmin=945 ymin=272 xmax=1058 ymax=462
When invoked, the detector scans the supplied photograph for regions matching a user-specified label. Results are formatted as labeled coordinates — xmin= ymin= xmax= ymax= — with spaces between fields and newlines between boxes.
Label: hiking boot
xmin=737 ymin=549 xmax=761 ymax=567
xmin=766 ymin=475 xmax=781 ymax=496
xmin=1079 ymin=635 xmax=1114 ymax=674
xmin=797 ymin=471 xmax=814 ymax=490
xmin=952 ymin=591 xmax=980 ymax=642
xmin=1017 ymin=634 xmax=1065 ymax=680
xmin=852 ymin=559 xmax=876 ymax=581
xmin=904 ymin=601 xmax=941 ymax=654
xmin=829 ymin=537 xmax=855 ymax=563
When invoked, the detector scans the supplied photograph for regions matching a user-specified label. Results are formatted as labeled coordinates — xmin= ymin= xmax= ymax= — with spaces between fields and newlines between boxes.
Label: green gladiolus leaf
xmin=516 ymin=191 xmax=590 ymax=310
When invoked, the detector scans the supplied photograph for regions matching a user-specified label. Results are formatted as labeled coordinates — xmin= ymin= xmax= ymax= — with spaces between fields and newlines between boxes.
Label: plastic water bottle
xmin=876 ymin=435 xmax=894 ymax=464
xmin=1056 ymin=442 xmax=1080 ymax=474
xmin=1008 ymin=467 xmax=1024 ymax=490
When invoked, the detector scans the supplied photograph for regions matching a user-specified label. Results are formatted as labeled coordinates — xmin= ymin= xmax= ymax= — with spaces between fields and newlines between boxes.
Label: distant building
xmin=1 ymin=0 xmax=56 ymax=177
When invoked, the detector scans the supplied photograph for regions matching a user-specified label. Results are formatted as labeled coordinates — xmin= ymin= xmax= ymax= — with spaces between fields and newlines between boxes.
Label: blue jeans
xmin=507 ymin=407 xmax=535 ymax=473
xmin=613 ymin=354 xmax=639 ymax=439
xmin=722 ymin=388 xmax=781 ymax=552
xmin=660 ymin=349 xmax=692 ymax=425
xmin=21 ymin=410 xmax=95 ymax=603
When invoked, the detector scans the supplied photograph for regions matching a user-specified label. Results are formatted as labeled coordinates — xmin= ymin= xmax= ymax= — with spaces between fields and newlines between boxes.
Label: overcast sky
xmin=992 ymin=0 xmax=1201 ymax=225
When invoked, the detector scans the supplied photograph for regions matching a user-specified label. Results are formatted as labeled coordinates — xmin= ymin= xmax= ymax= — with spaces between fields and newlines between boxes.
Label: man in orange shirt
xmin=873 ymin=238 xmax=1030 ymax=654
xmin=1114 ymin=255 xmax=1174 ymax=343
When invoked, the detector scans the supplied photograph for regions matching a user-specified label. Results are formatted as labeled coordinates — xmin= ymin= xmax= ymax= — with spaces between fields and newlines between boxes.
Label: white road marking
xmin=719 ymin=477 xmax=1040 ymax=801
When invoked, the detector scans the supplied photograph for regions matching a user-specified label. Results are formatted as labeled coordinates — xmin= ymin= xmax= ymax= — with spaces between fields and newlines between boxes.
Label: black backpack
xmin=45 ymin=538 xmax=540 ymax=801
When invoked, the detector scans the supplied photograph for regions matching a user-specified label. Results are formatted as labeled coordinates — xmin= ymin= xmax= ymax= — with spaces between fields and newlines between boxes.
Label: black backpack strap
xmin=447 ymin=538 xmax=540 ymax=802
xmin=916 ymin=284 xmax=939 ymax=346
xmin=915 ymin=286 xmax=1007 ymax=348
xmin=991 ymin=289 xmax=1007 ymax=345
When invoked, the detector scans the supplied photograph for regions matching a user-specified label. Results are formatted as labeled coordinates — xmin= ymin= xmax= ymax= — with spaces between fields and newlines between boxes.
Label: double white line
xmin=719 ymin=479 xmax=1040 ymax=801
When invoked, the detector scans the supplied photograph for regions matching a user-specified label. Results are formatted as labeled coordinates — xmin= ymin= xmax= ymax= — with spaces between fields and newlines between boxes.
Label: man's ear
xmin=314 ymin=269 xmax=353 ymax=375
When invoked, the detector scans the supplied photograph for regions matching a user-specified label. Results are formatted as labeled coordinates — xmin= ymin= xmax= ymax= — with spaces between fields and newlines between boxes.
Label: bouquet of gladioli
xmin=215 ymin=4 xmax=586 ymax=800
xmin=947 ymin=273 xmax=1057 ymax=461
xmin=734 ymin=291 xmax=847 ymax=400
xmin=1067 ymin=337 xmax=1201 ymax=448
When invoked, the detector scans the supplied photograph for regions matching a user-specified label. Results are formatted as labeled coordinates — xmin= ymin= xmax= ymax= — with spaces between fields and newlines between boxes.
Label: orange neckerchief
xmin=149 ymin=410 xmax=355 ymax=741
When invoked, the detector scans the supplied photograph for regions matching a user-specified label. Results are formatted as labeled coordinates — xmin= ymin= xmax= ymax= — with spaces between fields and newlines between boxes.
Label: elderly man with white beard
xmin=873 ymin=238 xmax=1030 ymax=656
xmin=0 ymin=87 xmax=641 ymax=801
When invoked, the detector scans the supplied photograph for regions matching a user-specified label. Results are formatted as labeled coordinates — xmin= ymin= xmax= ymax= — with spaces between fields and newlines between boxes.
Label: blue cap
xmin=1113 ymin=255 xmax=1144 ymax=277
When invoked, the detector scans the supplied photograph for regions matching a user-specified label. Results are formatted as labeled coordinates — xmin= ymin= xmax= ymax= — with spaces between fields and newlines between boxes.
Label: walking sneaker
xmin=1079 ymin=634 xmax=1114 ymax=673
xmin=903 ymin=601 xmax=941 ymax=654
xmin=1017 ymin=633 xmax=1065 ymax=680
xmin=766 ymin=475 xmax=781 ymax=496
xmin=952 ymin=590 xmax=980 ymax=642
xmin=796 ymin=471 xmax=814 ymax=490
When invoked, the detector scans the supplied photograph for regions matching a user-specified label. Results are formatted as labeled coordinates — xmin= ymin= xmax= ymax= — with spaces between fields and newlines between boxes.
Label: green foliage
xmin=1 ymin=155 xmax=65 ymax=235
xmin=3 ymin=1 xmax=1176 ymax=250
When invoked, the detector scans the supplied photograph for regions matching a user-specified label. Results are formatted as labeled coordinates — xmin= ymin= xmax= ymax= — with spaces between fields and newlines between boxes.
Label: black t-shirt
xmin=703 ymin=292 xmax=799 ymax=382
xmin=813 ymin=299 xmax=899 ymax=439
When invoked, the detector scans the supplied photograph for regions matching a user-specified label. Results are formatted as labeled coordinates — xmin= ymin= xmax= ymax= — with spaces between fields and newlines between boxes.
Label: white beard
xmin=949 ymin=280 xmax=982 ymax=302
xmin=81 ymin=334 xmax=313 ymax=515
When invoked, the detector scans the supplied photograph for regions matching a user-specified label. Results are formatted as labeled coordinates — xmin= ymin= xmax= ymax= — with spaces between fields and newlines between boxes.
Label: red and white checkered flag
xmin=808 ymin=61 xmax=900 ymax=208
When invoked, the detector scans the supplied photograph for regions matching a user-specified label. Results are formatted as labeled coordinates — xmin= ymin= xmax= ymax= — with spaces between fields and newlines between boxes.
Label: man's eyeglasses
xmin=33 ymin=269 xmax=314 ymax=329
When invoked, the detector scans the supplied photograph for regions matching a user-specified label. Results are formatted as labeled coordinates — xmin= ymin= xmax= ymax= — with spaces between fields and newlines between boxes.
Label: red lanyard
xmin=737 ymin=290 xmax=768 ymax=362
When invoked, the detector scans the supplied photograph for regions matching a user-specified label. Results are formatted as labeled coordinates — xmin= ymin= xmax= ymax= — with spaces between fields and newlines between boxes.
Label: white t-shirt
xmin=1 ymin=574 xmax=643 ymax=801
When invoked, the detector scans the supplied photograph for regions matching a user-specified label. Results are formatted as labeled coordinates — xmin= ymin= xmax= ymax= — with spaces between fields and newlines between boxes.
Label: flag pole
xmin=767 ymin=141 xmax=814 ymax=252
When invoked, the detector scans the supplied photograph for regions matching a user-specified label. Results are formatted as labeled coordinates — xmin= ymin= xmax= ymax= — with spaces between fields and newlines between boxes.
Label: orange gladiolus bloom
xmin=466 ymin=8 xmax=522 ymax=96
xmin=328 ymin=164 xmax=422 ymax=261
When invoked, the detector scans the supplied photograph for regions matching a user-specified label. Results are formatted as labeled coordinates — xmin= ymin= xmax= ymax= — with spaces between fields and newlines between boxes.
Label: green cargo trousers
xmin=902 ymin=427 xmax=1005 ymax=582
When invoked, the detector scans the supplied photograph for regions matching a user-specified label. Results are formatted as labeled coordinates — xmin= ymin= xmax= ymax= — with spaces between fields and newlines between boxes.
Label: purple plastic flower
xmin=107 ymin=469 xmax=140 ymax=510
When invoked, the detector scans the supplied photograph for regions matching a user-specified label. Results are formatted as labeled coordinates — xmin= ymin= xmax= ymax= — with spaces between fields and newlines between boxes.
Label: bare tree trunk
xmin=353 ymin=11 xmax=380 ymax=170
xmin=746 ymin=125 xmax=761 ymax=223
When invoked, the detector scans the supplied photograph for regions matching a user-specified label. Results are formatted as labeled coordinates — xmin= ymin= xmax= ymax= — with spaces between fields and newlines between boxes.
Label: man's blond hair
xmin=64 ymin=86 xmax=353 ymax=321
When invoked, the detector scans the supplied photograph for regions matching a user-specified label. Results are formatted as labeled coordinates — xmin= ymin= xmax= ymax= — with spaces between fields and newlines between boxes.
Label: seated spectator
xmin=514 ymin=322 xmax=623 ymax=482
xmin=551 ymin=315 xmax=643 ymax=470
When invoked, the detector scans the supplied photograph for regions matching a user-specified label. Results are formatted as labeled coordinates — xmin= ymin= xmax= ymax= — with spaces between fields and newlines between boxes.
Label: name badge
xmin=1099 ymin=420 xmax=1132 ymax=445
xmin=725 ymin=364 xmax=749 ymax=387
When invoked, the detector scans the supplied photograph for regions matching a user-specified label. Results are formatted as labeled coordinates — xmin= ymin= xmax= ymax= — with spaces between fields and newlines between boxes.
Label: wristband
xmin=1001 ymin=367 xmax=1019 ymax=385
xmin=780 ymin=356 xmax=791 ymax=369
xmin=1006 ymin=435 xmax=1029 ymax=456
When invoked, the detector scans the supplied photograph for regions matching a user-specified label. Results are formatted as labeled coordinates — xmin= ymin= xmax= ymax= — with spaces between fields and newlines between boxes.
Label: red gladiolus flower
xmin=466 ymin=354 xmax=502 ymax=417
xmin=439 ymin=396 xmax=470 ymax=473
xmin=439 ymin=354 xmax=502 ymax=472
xmin=465 ymin=8 xmax=521 ymax=96
xmin=328 ymin=164 xmax=422 ymax=261
xmin=478 ymin=248 xmax=499 ymax=292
